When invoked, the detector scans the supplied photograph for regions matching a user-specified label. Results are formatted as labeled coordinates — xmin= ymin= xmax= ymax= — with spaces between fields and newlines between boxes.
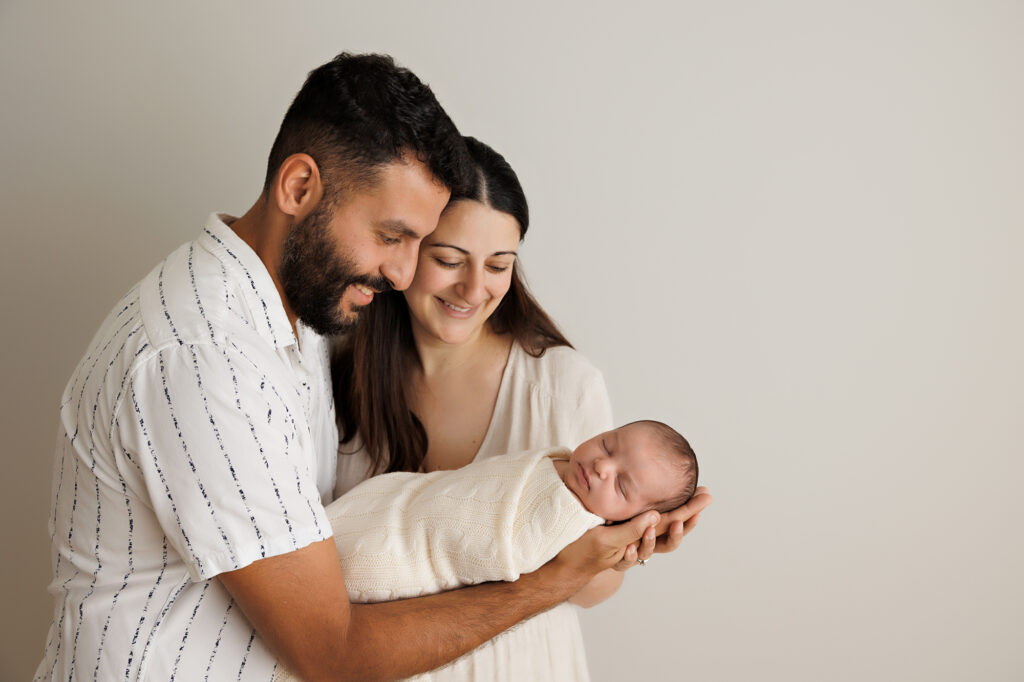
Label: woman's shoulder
xmin=509 ymin=343 xmax=605 ymax=396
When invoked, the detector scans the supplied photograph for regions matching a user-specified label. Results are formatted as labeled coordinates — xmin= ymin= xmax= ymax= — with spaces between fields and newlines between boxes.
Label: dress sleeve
xmin=118 ymin=342 xmax=331 ymax=581
xmin=569 ymin=369 xmax=614 ymax=445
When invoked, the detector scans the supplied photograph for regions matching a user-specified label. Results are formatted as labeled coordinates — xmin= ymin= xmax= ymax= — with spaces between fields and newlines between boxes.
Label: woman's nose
xmin=458 ymin=267 xmax=487 ymax=305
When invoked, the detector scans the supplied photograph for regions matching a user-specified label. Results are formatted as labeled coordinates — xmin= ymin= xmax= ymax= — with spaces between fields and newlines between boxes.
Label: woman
xmin=332 ymin=137 xmax=648 ymax=680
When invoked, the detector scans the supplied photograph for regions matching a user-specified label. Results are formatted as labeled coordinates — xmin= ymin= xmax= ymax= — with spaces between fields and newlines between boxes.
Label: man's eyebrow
xmin=377 ymin=220 xmax=420 ymax=239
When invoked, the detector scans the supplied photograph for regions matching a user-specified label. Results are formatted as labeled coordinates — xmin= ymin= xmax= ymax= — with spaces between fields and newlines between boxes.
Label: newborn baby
xmin=330 ymin=418 xmax=697 ymax=601
xmin=273 ymin=420 xmax=697 ymax=681
xmin=552 ymin=419 xmax=698 ymax=522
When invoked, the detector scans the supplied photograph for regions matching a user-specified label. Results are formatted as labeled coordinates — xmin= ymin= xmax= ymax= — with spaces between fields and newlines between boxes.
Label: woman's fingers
xmin=654 ymin=520 xmax=685 ymax=553
xmin=652 ymin=487 xmax=712 ymax=554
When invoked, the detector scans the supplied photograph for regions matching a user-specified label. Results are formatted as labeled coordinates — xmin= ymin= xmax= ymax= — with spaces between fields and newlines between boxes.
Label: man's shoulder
xmin=69 ymin=235 xmax=276 ymax=395
xmin=135 ymin=237 xmax=261 ymax=351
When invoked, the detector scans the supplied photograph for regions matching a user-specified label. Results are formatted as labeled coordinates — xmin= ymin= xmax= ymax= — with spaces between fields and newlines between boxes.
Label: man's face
xmin=562 ymin=424 xmax=679 ymax=522
xmin=280 ymin=158 xmax=451 ymax=335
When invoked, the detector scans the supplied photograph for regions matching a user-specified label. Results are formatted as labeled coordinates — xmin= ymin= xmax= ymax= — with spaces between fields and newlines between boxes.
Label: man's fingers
xmin=618 ymin=509 xmax=659 ymax=540
xmin=614 ymin=543 xmax=639 ymax=571
xmin=610 ymin=511 xmax=660 ymax=548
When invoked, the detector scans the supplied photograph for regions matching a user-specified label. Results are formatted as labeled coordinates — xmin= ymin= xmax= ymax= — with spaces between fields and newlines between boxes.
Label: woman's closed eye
xmin=433 ymin=257 xmax=460 ymax=268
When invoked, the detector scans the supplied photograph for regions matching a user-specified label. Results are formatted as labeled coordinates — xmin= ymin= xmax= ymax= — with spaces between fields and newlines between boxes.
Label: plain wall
xmin=2 ymin=2 xmax=1021 ymax=680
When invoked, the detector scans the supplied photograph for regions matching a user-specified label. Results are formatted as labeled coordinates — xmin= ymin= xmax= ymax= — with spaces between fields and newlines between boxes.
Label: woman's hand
xmin=569 ymin=487 xmax=713 ymax=607
xmin=613 ymin=486 xmax=713 ymax=570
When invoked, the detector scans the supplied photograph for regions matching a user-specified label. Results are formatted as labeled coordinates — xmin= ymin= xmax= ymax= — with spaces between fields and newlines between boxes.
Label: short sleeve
xmin=118 ymin=342 xmax=330 ymax=581
xmin=567 ymin=368 xmax=614 ymax=447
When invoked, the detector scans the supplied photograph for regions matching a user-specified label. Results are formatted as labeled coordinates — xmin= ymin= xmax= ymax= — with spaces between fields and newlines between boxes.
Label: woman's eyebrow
xmin=428 ymin=242 xmax=469 ymax=254
xmin=428 ymin=242 xmax=518 ymax=257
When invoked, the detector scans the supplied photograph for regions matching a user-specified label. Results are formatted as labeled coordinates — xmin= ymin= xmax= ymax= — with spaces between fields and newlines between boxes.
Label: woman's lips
xmin=435 ymin=296 xmax=476 ymax=319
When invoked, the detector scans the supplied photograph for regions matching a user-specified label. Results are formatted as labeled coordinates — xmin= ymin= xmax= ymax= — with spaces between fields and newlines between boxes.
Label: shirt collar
xmin=197 ymin=212 xmax=296 ymax=349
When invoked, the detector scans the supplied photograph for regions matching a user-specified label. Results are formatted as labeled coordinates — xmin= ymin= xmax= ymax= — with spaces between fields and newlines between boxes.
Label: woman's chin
xmin=436 ymin=328 xmax=476 ymax=346
xmin=413 ymin=319 xmax=474 ymax=346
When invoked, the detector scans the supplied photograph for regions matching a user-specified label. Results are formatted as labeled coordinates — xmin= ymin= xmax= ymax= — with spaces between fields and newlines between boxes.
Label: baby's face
xmin=562 ymin=423 xmax=680 ymax=521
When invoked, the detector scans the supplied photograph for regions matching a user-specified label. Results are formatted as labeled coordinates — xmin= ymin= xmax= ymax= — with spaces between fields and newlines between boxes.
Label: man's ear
xmin=271 ymin=153 xmax=322 ymax=218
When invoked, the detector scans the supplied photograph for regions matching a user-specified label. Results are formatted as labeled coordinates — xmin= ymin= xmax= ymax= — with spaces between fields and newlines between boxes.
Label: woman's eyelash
xmin=434 ymin=258 xmax=509 ymax=273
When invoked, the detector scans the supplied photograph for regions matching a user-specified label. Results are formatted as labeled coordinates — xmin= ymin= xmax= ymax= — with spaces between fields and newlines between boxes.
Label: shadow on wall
xmin=0 ymin=184 xmax=192 ymax=681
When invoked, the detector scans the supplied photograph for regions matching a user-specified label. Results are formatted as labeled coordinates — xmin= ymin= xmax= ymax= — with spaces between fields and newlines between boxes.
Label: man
xmin=36 ymin=53 xmax=709 ymax=681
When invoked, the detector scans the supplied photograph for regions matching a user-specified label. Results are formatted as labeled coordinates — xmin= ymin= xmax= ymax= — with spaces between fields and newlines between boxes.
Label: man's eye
xmin=380 ymin=234 xmax=401 ymax=245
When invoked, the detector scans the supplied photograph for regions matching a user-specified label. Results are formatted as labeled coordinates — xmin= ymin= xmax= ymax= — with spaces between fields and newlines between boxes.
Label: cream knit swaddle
xmin=272 ymin=447 xmax=602 ymax=681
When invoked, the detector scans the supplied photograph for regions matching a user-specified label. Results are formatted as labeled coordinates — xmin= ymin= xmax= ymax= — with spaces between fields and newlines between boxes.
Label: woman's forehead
xmin=428 ymin=200 xmax=521 ymax=249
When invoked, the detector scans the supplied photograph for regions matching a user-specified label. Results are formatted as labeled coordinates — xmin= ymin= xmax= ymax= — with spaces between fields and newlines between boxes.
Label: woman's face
xmin=403 ymin=199 xmax=521 ymax=346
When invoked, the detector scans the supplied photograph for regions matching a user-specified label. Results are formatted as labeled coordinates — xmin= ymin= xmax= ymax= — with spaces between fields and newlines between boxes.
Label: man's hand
xmin=612 ymin=485 xmax=713 ymax=571
xmin=554 ymin=510 xmax=662 ymax=580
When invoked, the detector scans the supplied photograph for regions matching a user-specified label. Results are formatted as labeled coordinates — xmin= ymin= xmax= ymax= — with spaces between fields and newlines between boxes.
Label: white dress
xmin=335 ymin=343 xmax=613 ymax=682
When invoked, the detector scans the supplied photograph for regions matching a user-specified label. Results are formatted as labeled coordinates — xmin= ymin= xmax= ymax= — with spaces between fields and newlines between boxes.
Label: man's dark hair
xmin=264 ymin=52 xmax=471 ymax=202
xmin=629 ymin=420 xmax=699 ymax=512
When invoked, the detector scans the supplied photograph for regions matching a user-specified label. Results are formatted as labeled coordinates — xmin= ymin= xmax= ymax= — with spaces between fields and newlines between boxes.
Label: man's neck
xmin=230 ymin=199 xmax=300 ymax=340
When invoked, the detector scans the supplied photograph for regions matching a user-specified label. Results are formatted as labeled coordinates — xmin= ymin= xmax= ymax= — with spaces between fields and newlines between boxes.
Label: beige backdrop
xmin=2 ymin=2 xmax=1021 ymax=680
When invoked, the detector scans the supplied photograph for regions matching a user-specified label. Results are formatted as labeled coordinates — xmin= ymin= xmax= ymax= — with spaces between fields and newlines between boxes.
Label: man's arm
xmin=219 ymin=510 xmax=661 ymax=682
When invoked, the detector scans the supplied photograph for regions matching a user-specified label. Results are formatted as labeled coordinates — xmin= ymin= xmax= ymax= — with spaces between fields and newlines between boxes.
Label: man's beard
xmin=279 ymin=202 xmax=391 ymax=336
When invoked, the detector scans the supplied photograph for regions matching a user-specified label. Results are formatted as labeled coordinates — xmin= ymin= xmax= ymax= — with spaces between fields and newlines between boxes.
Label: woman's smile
xmin=435 ymin=295 xmax=479 ymax=318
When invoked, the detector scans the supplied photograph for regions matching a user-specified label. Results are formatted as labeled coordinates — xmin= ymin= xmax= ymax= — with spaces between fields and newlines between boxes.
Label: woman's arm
xmin=569 ymin=486 xmax=714 ymax=607
xmin=569 ymin=567 xmax=624 ymax=607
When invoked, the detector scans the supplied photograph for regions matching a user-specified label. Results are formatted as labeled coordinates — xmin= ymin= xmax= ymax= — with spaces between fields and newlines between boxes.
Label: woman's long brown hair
xmin=332 ymin=137 xmax=571 ymax=475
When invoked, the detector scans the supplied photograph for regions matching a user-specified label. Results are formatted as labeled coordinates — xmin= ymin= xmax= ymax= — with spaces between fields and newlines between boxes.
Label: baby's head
xmin=561 ymin=420 xmax=698 ymax=522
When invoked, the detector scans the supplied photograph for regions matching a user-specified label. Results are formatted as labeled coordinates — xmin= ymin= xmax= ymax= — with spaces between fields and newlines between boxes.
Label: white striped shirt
xmin=35 ymin=213 xmax=337 ymax=682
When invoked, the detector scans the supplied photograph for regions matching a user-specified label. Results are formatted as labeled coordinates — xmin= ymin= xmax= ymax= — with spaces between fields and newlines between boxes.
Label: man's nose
xmin=381 ymin=246 xmax=418 ymax=291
